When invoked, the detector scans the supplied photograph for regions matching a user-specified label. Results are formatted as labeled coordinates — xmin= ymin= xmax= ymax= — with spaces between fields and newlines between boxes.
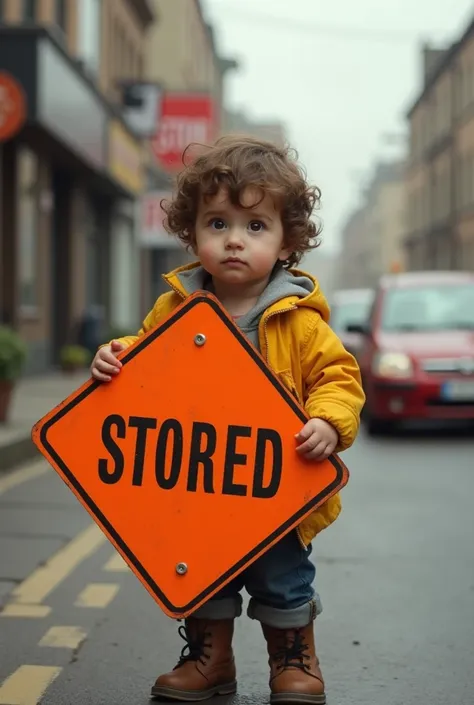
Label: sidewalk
xmin=0 ymin=371 xmax=89 ymax=472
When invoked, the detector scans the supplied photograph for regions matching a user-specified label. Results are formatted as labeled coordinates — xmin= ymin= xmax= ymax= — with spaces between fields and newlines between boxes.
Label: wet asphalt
xmin=1 ymin=426 xmax=473 ymax=705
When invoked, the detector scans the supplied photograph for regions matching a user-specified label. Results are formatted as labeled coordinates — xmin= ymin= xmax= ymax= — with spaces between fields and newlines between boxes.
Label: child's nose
xmin=225 ymin=227 xmax=245 ymax=248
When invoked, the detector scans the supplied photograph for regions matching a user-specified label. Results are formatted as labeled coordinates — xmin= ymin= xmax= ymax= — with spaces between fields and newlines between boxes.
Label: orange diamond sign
xmin=32 ymin=293 xmax=349 ymax=618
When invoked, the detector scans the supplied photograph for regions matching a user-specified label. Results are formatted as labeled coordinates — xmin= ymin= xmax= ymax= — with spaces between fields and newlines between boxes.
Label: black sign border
xmin=39 ymin=294 xmax=347 ymax=615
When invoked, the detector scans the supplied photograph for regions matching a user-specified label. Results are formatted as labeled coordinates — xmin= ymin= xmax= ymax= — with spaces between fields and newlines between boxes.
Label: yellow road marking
xmin=0 ymin=459 xmax=51 ymax=497
xmin=75 ymin=582 xmax=119 ymax=608
xmin=0 ymin=665 xmax=62 ymax=704
xmin=1 ymin=604 xmax=51 ymax=618
xmin=39 ymin=625 xmax=87 ymax=649
xmin=103 ymin=552 xmax=130 ymax=572
xmin=4 ymin=523 xmax=106 ymax=610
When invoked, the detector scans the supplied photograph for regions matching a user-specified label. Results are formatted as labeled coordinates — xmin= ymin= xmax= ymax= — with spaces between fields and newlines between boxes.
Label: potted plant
xmin=0 ymin=325 xmax=27 ymax=423
xmin=59 ymin=344 xmax=91 ymax=374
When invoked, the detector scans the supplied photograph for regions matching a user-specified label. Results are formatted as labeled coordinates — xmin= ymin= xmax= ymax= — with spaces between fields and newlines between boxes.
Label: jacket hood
xmin=162 ymin=261 xmax=331 ymax=323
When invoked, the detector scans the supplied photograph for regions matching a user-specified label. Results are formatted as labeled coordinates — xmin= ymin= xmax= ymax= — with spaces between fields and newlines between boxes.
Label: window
xmin=458 ymin=152 xmax=474 ymax=209
xmin=468 ymin=63 xmax=474 ymax=108
xmin=455 ymin=66 xmax=463 ymax=116
xmin=330 ymin=293 xmax=375 ymax=334
xmin=458 ymin=156 xmax=466 ymax=210
xmin=462 ymin=239 xmax=474 ymax=271
xmin=443 ymin=166 xmax=451 ymax=219
xmin=77 ymin=0 xmax=101 ymax=76
xmin=23 ymin=0 xmax=36 ymax=20
xmin=381 ymin=285 xmax=474 ymax=332
xmin=462 ymin=63 xmax=471 ymax=111
xmin=129 ymin=42 xmax=135 ymax=78
xmin=126 ymin=39 xmax=132 ymax=78
xmin=119 ymin=28 xmax=126 ymax=76
xmin=55 ymin=0 xmax=67 ymax=32
xmin=137 ymin=54 xmax=144 ymax=79
xmin=17 ymin=147 xmax=39 ymax=312
xmin=455 ymin=154 xmax=464 ymax=211
xmin=423 ymin=182 xmax=430 ymax=228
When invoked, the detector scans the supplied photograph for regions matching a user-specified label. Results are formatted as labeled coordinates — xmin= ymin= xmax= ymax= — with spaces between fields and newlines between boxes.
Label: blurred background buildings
xmin=0 ymin=0 xmax=287 ymax=374
xmin=1 ymin=1 xmax=474 ymax=374
xmin=332 ymin=19 xmax=474 ymax=297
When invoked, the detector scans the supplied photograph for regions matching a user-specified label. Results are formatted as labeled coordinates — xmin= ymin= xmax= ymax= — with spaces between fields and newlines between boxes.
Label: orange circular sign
xmin=0 ymin=71 xmax=26 ymax=142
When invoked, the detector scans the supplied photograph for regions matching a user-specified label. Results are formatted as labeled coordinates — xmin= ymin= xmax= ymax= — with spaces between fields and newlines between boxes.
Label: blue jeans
xmin=192 ymin=531 xmax=322 ymax=629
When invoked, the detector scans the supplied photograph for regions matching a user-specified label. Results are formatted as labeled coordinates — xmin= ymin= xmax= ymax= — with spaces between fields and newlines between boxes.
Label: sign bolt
xmin=194 ymin=333 xmax=206 ymax=346
xmin=176 ymin=562 xmax=188 ymax=575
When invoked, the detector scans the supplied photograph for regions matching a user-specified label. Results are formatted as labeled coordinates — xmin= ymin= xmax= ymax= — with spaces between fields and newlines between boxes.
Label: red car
xmin=349 ymin=271 xmax=474 ymax=434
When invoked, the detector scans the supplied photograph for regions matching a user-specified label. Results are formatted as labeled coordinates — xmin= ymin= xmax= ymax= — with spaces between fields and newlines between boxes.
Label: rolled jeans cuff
xmin=247 ymin=594 xmax=323 ymax=629
xmin=192 ymin=595 xmax=243 ymax=620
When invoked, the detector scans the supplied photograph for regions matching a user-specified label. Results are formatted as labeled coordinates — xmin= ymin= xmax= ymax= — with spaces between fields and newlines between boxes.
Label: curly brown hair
xmin=162 ymin=135 xmax=322 ymax=268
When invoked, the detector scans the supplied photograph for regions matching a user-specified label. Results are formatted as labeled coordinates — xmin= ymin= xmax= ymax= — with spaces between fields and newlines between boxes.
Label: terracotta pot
xmin=61 ymin=362 xmax=78 ymax=374
xmin=0 ymin=379 xmax=14 ymax=423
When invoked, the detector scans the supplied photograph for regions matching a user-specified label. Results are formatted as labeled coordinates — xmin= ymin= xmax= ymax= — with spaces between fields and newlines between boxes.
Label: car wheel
xmin=364 ymin=414 xmax=394 ymax=436
xmin=362 ymin=399 xmax=394 ymax=436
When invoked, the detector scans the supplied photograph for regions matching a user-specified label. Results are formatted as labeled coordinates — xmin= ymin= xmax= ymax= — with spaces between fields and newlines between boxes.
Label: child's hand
xmin=91 ymin=341 xmax=126 ymax=382
xmin=295 ymin=418 xmax=338 ymax=461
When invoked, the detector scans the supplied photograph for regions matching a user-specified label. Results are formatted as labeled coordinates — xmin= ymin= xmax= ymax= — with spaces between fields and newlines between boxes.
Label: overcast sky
xmin=202 ymin=0 xmax=474 ymax=259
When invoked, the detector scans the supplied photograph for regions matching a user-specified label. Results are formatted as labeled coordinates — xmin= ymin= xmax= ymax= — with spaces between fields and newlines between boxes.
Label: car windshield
xmin=381 ymin=284 xmax=474 ymax=332
xmin=331 ymin=296 xmax=373 ymax=332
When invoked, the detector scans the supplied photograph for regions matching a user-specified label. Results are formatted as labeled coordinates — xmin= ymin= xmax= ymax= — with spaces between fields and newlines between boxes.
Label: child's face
xmin=194 ymin=187 xmax=292 ymax=287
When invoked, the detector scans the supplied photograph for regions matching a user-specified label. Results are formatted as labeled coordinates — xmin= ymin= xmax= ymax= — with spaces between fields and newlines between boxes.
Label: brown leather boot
xmin=262 ymin=622 xmax=326 ymax=704
xmin=151 ymin=618 xmax=237 ymax=701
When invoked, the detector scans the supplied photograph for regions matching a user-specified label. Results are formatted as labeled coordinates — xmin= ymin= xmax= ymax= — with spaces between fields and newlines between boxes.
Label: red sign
xmin=139 ymin=190 xmax=182 ymax=249
xmin=0 ymin=72 xmax=26 ymax=142
xmin=151 ymin=93 xmax=215 ymax=173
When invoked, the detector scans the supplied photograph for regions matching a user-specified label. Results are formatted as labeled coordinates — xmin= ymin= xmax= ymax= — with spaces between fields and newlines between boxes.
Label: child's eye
xmin=209 ymin=218 xmax=226 ymax=230
xmin=249 ymin=220 xmax=265 ymax=233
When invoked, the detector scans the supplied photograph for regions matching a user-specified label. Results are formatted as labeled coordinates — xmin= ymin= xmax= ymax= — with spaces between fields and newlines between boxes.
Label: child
xmin=91 ymin=135 xmax=365 ymax=704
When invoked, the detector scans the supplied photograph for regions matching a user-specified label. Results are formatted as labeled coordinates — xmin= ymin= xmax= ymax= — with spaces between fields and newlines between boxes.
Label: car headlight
xmin=372 ymin=352 xmax=414 ymax=379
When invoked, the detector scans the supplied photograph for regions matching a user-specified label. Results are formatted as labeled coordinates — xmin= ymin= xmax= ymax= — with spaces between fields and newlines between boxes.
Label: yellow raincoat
xmin=114 ymin=262 xmax=365 ymax=547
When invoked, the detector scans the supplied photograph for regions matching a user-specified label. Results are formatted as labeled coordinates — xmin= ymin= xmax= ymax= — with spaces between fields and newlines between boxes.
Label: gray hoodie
xmin=176 ymin=265 xmax=314 ymax=351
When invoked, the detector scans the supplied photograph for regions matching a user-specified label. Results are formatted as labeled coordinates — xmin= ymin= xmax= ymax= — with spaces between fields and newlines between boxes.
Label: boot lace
xmin=271 ymin=628 xmax=311 ymax=673
xmin=175 ymin=623 xmax=211 ymax=668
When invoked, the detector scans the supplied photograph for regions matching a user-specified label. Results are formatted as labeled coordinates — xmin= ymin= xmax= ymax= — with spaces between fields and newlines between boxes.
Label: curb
xmin=0 ymin=435 xmax=39 ymax=474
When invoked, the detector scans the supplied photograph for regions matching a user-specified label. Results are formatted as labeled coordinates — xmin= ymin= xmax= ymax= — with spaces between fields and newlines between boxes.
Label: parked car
xmin=348 ymin=271 xmax=474 ymax=434
xmin=330 ymin=288 xmax=375 ymax=359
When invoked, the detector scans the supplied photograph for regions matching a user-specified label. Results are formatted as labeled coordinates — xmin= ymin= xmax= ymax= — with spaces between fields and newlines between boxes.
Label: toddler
xmin=91 ymin=135 xmax=365 ymax=704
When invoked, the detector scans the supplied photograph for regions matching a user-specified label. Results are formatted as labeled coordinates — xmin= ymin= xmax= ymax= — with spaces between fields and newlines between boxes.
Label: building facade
xmin=405 ymin=20 xmax=474 ymax=272
xmin=146 ymin=0 xmax=230 ymax=129
xmin=336 ymin=208 xmax=367 ymax=290
xmin=0 ymin=0 xmax=154 ymax=373
xmin=223 ymin=109 xmax=287 ymax=147
xmin=336 ymin=161 xmax=406 ymax=290
xmin=136 ymin=0 xmax=238 ymax=309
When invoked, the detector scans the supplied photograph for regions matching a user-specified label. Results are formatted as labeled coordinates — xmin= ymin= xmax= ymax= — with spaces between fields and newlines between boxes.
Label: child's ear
xmin=187 ymin=231 xmax=198 ymax=255
xmin=278 ymin=246 xmax=293 ymax=262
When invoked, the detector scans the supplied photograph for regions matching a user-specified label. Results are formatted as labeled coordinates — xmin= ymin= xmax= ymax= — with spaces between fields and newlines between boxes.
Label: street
xmin=0 ymin=429 xmax=473 ymax=705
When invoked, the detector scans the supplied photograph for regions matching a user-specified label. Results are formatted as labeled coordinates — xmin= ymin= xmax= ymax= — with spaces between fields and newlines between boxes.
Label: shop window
xmin=23 ymin=0 xmax=36 ymax=21
xmin=17 ymin=147 xmax=39 ymax=313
